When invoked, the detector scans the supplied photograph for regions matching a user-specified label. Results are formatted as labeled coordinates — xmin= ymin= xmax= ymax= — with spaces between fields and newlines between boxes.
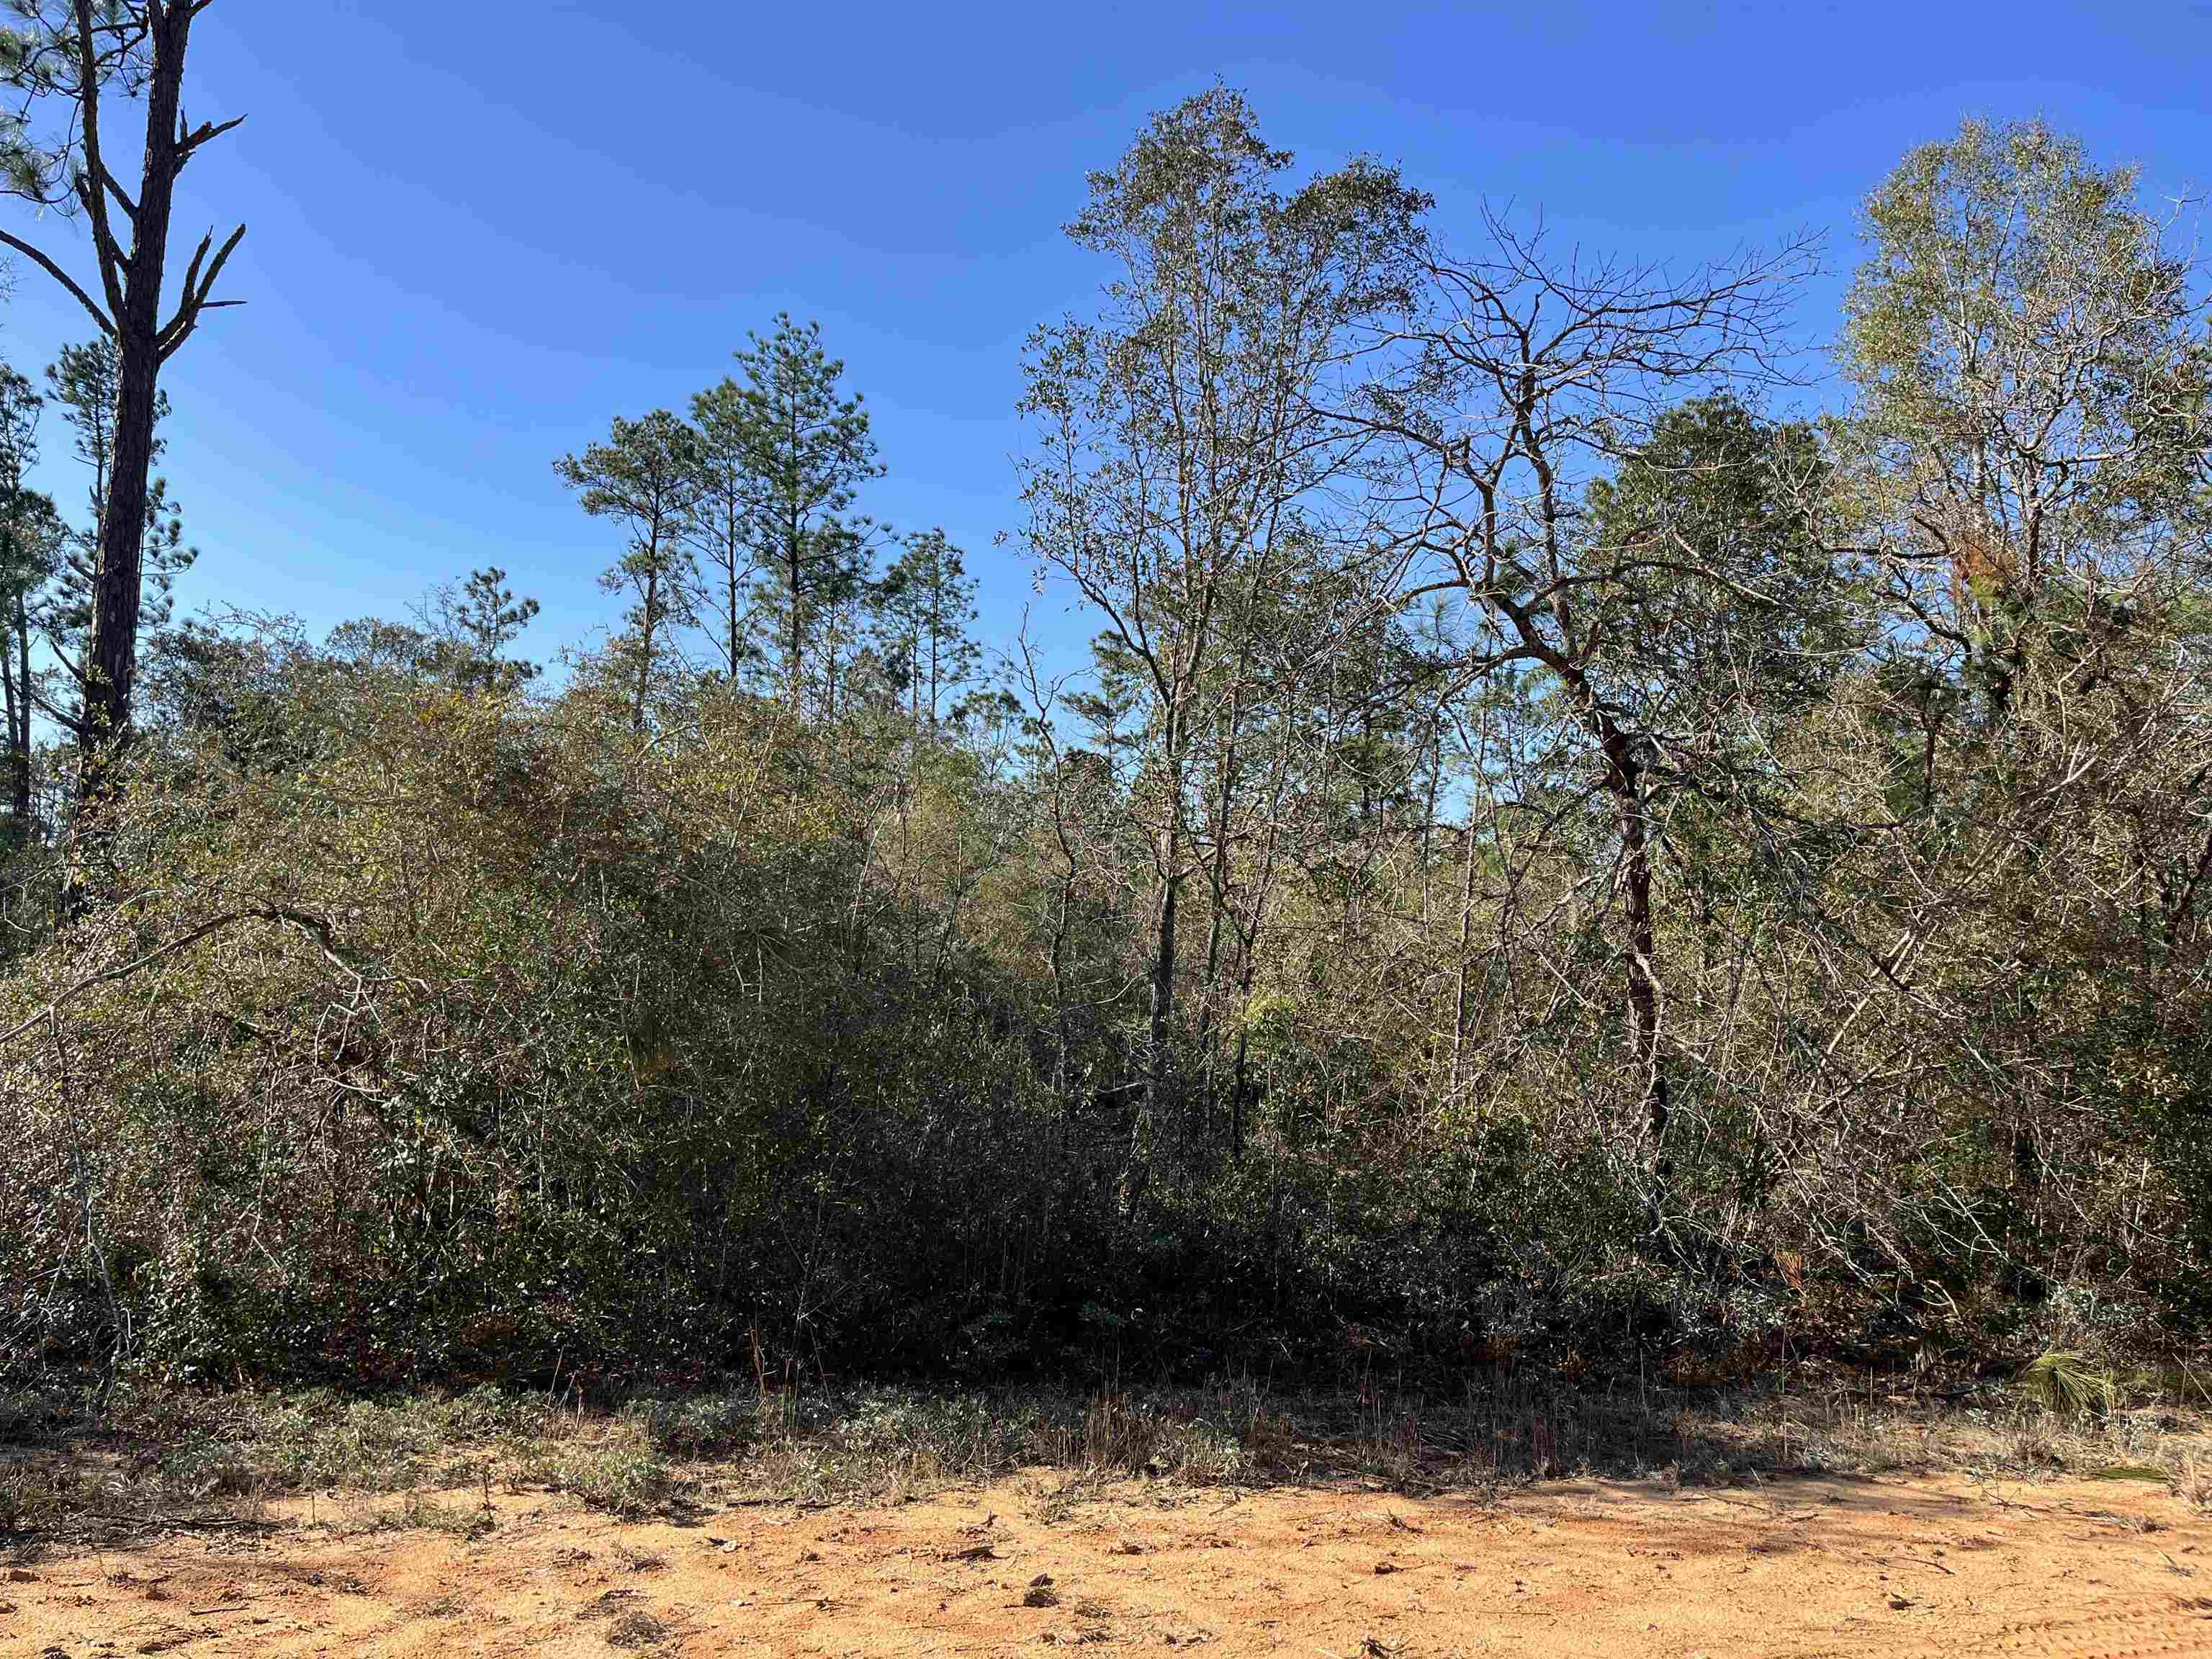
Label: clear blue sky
xmin=3 ymin=0 xmax=2206 ymax=680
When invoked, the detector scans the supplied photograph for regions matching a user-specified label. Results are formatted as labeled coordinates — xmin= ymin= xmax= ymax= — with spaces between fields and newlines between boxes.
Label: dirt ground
xmin=4 ymin=1470 xmax=2209 ymax=1659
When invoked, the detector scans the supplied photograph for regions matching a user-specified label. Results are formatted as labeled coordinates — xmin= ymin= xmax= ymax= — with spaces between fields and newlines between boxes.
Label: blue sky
xmin=3 ymin=0 xmax=2206 ymax=682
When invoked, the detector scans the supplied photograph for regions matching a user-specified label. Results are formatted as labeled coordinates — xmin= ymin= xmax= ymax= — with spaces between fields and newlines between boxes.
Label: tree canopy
xmin=0 ymin=98 xmax=2207 ymax=1401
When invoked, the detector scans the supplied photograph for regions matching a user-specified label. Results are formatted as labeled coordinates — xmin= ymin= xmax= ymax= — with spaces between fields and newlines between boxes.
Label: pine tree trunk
xmin=787 ymin=403 xmax=804 ymax=711
xmin=76 ymin=3 xmax=192 ymax=775
xmin=724 ymin=493 xmax=742 ymax=680
xmin=634 ymin=554 xmax=657 ymax=735
xmin=62 ymin=4 xmax=197 ymax=921
xmin=2 ymin=592 xmax=26 ymax=844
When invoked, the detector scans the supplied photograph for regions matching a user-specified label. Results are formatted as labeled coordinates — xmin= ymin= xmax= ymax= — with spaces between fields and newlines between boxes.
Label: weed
xmin=2174 ymin=1454 xmax=2212 ymax=1511
xmin=2018 ymin=1352 xmax=2119 ymax=1419
xmin=545 ymin=1426 xmax=674 ymax=1519
xmin=354 ymin=1493 xmax=493 ymax=1538
xmin=605 ymin=1607 xmax=670 ymax=1648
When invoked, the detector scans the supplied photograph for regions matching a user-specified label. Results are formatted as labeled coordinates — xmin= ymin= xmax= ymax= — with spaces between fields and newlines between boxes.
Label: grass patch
xmin=348 ymin=1491 xmax=494 ymax=1539
xmin=5 ymin=1362 xmax=2210 ymax=1540
xmin=495 ymin=1421 xmax=675 ymax=1519
xmin=2018 ymin=1352 xmax=2119 ymax=1419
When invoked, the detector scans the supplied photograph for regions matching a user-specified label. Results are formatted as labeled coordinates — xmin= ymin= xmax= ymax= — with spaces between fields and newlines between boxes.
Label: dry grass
xmin=4 ymin=1364 xmax=2208 ymax=1545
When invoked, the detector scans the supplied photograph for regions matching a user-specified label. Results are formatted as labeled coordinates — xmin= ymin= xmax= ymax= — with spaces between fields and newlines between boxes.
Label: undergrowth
xmin=4 ymin=1364 xmax=2209 ymax=1541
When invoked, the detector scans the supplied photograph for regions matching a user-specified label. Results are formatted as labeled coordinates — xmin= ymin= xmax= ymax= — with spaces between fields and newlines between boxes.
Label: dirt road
xmin=4 ymin=1471 xmax=2208 ymax=1657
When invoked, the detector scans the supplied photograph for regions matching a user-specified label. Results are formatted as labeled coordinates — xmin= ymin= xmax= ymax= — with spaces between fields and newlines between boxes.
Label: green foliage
xmin=2018 ymin=1352 xmax=2119 ymax=1420
xmin=437 ymin=566 xmax=542 ymax=691
xmin=1583 ymin=395 xmax=1861 ymax=737
xmin=873 ymin=528 xmax=983 ymax=728
xmin=719 ymin=313 xmax=884 ymax=707
xmin=1 ymin=102 xmax=2209 ymax=1407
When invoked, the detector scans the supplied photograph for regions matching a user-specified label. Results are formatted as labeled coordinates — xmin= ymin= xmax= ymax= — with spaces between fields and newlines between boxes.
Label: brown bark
xmin=77 ymin=1 xmax=195 ymax=770
xmin=633 ymin=552 xmax=659 ymax=735
xmin=722 ymin=487 xmax=744 ymax=680
xmin=1148 ymin=761 xmax=1183 ymax=1095
xmin=6 ymin=591 xmax=30 ymax=837
xmin=1604 ymin=729 xmax=1671 ymax=1151
xmin=788 ymin=401 xmax=804 ymax=711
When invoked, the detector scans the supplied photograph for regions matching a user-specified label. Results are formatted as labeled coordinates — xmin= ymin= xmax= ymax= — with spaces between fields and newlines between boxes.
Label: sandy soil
xmin=4 ymin=1470 xmax=2208 ymax=1658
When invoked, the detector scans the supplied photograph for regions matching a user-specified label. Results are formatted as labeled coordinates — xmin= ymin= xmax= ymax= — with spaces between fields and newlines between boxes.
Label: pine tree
xmin=687 ymin=376 xmax=762 ymax=683
xmin=42 ymin=339 xmax=195 ymax=679
xmin=0 ymin=365 xmax=58 ymax=848
xmin=873 ymin=529 xmax=983 ymax=730
xmin=428 ymin=565 xmax=541 ymax=693
xmin=1 ymin=1 xmax=245 ymax=770
xmin=727 ymin=316 xmax=882 ymax=711
xmin=557 ymin=412 xmax=701 ymax=733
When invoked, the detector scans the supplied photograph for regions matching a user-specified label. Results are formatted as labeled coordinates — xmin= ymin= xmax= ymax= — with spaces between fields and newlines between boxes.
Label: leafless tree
xmin=1356 ymin=210 xmax=1817 ymax=1202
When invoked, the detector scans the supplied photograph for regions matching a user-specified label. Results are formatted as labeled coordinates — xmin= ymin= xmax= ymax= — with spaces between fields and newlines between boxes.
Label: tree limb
xmin=0 ymin=229 xmax=117 ymax=336
xmin=157 ymin=220 xmax=245 ymax=356
xmin=175 ymin=110 xmax=243 ymax=161
xmin=70 ymin=0 xmax=128 ymax=319
xmin=0 ymin=904 xmax=358 ymax=1050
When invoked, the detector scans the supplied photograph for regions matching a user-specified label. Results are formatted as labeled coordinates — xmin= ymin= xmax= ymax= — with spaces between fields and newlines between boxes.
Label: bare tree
xmin=1358 ymin=210 xmax=1817 ymax=1202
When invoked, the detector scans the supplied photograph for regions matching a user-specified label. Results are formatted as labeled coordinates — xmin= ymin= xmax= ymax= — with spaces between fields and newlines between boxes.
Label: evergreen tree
xmin=727 ymin=315 xmax=882 ymax=710
xmin=557 ymin=412 xmax=701 ymax=733
xmin=1 ymin=0 xmax=246 ymax=774
xmin=42 ymin=338 xmax=196 ymax=675
xmin=0 ymin=366 xmax=56 ymax=848
xmin=873 ymin=529 xmax=982 ymax=729
xmin=687 ymin=376 xmax=763 ymax=683
xmin=429 ymin=565 xmax=542 ymax=693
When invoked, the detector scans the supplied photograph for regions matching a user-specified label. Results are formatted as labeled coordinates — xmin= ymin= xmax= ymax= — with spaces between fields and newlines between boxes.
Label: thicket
xmin=1 ymin=102 xmax=2207 ymax=1396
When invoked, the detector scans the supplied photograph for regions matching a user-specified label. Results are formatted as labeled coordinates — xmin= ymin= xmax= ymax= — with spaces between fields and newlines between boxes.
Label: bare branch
xmin=175 ymin=109 xmax=243 ymax=163
xmin=156 ymin=218 xmax=245 ymax=357
xmin=0 ymin=228 xmax=115 ymax=333
xmin=0 ymin=904 xmax=354 ymax=1050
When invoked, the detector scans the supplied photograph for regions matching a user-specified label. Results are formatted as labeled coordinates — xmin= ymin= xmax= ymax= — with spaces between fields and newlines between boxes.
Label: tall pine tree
xmin=727 ymin=315 xmax=881 ymax=711
xmin=873 ymin=528 xmax=982 ymax=729
xmin=42 ymin=338 xmax=195 ymax=692
xmin=557 ymin=412 xmax=701 ymax=734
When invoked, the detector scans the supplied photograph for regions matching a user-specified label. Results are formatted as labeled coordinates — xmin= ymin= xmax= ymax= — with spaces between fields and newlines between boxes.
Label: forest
xmin=0 ymin=21 xmax=2208 ymax=1412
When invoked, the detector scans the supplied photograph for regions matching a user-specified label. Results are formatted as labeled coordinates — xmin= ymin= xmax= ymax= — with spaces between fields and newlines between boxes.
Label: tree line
xmin=0 ymin=47 xmax=2206 ymax=1389
xmin=552 ymin=315 xmax=991 ymax=736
